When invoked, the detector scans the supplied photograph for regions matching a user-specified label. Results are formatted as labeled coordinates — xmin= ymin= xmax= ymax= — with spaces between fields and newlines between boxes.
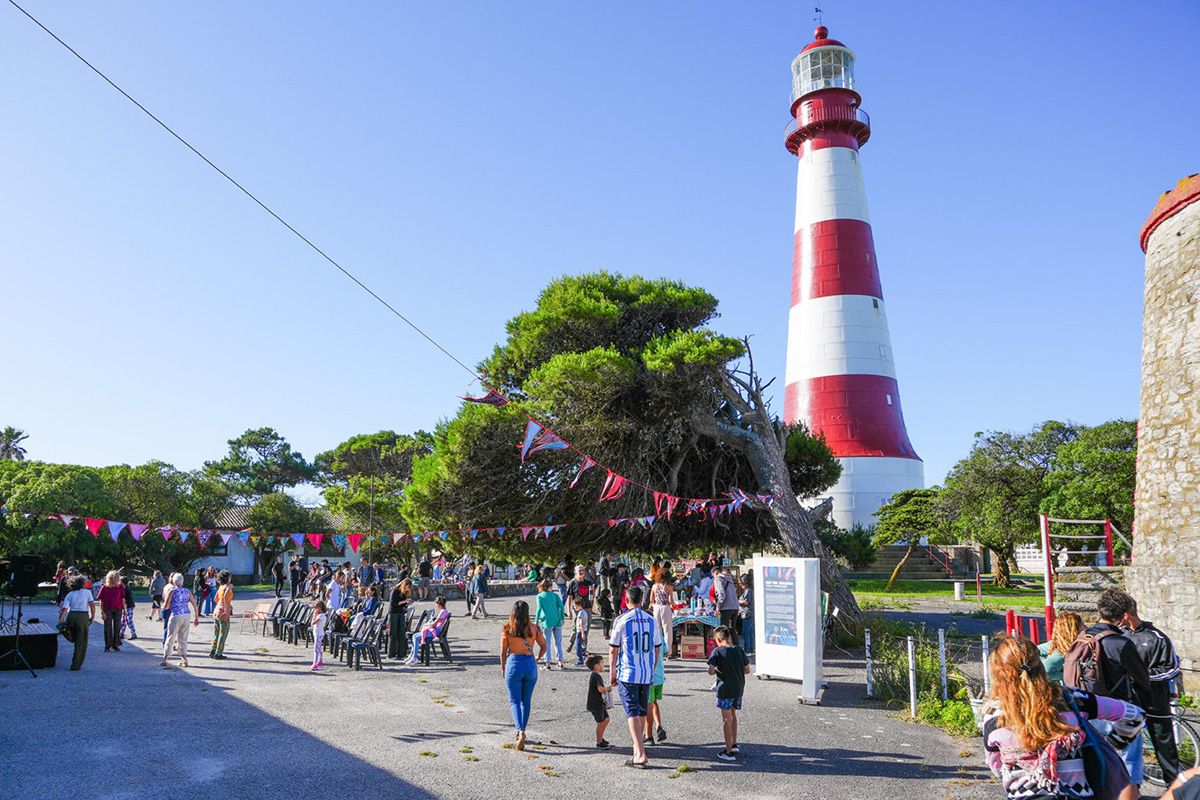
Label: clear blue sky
xmin=4 ymin=2 xmax=1197 ymax=498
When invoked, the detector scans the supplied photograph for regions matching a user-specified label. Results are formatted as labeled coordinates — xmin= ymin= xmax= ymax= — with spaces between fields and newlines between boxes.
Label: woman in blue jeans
xmin=500 ymin=600 xmax=547 ymax=751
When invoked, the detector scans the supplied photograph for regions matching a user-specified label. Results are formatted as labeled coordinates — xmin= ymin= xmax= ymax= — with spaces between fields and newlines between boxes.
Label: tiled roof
xmin=215 ymin=505 xmax=373 ymax=533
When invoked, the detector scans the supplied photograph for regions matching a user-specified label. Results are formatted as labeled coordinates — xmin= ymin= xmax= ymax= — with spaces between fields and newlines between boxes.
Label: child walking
xmin=310 ymin=600 xmax=327 ymax=671
xmin=119 ymin=575 xmax=138 ymax=641
xmin=597 ymin=589 xmax=615 ymax=639
xmin=571 ymin=596 xmax=591 ymax=666
xmin=707 ymin=625 xmax=749 ymax=761
xmin=585 ymin=654 xmax=611 ymax=748
xmin=645 ymin=640 xmax=667 ymax=743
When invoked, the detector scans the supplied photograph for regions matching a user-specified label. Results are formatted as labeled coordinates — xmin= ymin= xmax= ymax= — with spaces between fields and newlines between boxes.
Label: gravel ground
xmin=1 ymin=592 xmax=999 ymax=799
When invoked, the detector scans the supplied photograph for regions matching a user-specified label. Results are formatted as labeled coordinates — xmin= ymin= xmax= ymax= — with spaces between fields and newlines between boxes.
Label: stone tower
xmin=1128 ymin=173 xmax=1200 ymax=670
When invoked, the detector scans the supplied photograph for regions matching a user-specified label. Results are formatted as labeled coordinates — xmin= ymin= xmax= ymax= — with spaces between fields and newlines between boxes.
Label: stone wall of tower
xmin=1127 ymin=180 xmax=1200 ymax=671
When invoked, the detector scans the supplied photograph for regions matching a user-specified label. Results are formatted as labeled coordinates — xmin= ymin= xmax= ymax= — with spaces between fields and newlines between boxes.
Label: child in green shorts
xmin=644 ymin=640 xmax=667 ymax=743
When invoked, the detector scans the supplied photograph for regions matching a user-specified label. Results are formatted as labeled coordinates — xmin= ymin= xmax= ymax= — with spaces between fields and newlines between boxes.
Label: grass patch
xmin=529 ymin=744 xmax=547 ymax=751
xmin=418 ymin=751 xmax=437 ymax=758
xmin=913 ymin=696 xmax=980 ymax=737
xmin=416 ymin=679 xmax=428 ymax=684
xmin=849 ymin=578 xmax=1045 ymax=611
xmin=539 ymin=768 xmax=562 ymax=777
xmin=501 ymin=742 xmax=515 ymax=750
xmin=459 ymin=746 xmax=474 ymax=754
xmin=463 ymin=756 xmax=479 ymax=762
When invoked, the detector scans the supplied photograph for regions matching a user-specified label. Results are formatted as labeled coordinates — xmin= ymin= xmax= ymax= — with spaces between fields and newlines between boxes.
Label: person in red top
xmin=96 ymin=571 xmax=126 ymax=652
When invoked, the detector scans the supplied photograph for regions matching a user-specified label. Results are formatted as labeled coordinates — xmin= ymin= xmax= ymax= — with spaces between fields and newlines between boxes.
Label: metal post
xmin=906 ymin=636 xmax=918 ymax=718
xmin=938 ymin=628 xmax=948 ymax=701
xmin=976 ymin=567 xmax=983 ymax=603
xmin=864 ymin=627 xmax=874 ymax=698
xmin=981 ymin=635 xmax=991 ymax=697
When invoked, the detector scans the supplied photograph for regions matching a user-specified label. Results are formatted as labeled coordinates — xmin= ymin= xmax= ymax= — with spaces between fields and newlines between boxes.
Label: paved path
xmin=1 ymin=592 xmax=997 ymax=799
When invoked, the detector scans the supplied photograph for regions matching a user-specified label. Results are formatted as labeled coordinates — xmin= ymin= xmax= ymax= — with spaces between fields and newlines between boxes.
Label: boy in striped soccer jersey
xmin=609 ymin=584 xmax=662 ymax=768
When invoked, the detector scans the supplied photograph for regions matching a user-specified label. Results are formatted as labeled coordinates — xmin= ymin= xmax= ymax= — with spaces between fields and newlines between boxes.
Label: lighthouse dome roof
xmin=801 ymin=26 xmax=848 ymax=53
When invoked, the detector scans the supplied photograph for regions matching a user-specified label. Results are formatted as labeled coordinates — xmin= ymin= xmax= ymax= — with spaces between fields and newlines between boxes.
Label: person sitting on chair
xmin=403 ymin=596 xmax=451 ymax=666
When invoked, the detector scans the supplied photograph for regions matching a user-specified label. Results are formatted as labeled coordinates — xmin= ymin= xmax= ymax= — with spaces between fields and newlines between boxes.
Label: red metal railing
xmin=923 ymin=543 xmax=953 ymax=576
xmin=785 ymin=105 xmax=870 ymax=138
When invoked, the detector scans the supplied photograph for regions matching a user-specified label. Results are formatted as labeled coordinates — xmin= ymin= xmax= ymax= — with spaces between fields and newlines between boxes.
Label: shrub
xmin=817 ymin=520 xmax=878 ymax=569
xmin=915 ymin=694 xmax=979 ymax=737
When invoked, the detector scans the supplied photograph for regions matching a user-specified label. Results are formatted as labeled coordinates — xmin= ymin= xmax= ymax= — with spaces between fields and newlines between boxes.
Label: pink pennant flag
xmin=159 ymin=526 xmax=174 ymax=542
xmin=653 ymin=492 xmax=681 ymax=520
xmin=521 ymin=527 xmax=534 ymax=541
xmin=598 ymin=471 xmax=628 ymax=502
xmin=569 ymin=457 xmax=598 ymax=489
xmin=128 ymin=523 xmax=148 ymax=541
xmin=306 ymin=533 xmax=324 ymax=549
xmin=85 ymin=518 xmax=107 ymax=537
xmin=347 ymin=533 xmax=364 ymax=553
xmin=219 ymin=533 xmax=232 ymax=545
xmin=60 ymin=514 xmax=78 ymax=528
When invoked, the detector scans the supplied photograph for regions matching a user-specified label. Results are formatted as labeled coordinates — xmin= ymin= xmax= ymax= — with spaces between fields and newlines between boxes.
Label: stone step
xmin=1055 ymin=582 xmax=1121 ymax=592
xmin=1055 ymin=601 xmax=1097 ymax=613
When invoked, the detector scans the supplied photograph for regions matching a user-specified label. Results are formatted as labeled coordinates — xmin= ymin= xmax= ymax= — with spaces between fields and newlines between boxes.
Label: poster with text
xmin=762 ymin=565 xmax=798 ymax=647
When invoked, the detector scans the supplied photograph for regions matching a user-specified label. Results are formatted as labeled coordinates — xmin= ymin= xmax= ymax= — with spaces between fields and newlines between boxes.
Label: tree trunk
xmin=885 ymin=541 xmax=919 ymax=593
xmin=992 ymin=549 xmax=1012 ymax=588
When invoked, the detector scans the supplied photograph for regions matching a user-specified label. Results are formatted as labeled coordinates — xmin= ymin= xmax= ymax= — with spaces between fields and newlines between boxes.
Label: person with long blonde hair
xmin=983 ymin=635 xmax=1144 ymax=800
xmin=1038 ymin=612 xmax=1083 ymax=684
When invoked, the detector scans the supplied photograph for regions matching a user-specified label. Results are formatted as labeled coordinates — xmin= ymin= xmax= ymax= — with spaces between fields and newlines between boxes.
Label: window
xmin=791 ymin=47 xmax=855 ymax=101
xmin=872 ymin=297 xmax=878 ymax=308
xmin=207 ymin=537 xmax=229 ymax=557
xmin=886 ymin=394 xmax=893 ymax=406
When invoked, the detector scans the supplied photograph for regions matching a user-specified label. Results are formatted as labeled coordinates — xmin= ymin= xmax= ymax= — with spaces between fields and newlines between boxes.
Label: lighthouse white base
xmin=824 ymin=456 xmax=925 ymax=531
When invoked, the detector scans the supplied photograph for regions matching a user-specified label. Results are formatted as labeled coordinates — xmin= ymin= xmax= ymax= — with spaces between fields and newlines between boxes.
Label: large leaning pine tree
xmin=402 ymin=272 xmax=863 ymax=623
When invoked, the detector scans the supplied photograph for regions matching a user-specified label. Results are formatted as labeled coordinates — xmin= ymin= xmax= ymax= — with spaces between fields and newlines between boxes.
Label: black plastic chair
xmin=349 ymin=619 xmax=384 ymax=670
xmin=419 ymin=615 xmax=453 ymax=666
xmin=263 ymin=597 xmax=287 ymax=637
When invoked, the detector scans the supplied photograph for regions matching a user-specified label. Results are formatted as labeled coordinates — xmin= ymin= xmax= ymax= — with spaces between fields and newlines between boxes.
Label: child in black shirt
xmin=585 ymin=654 xmax=611 ymax=748
xmin=707 ymin=625 xmax=750 ymax=761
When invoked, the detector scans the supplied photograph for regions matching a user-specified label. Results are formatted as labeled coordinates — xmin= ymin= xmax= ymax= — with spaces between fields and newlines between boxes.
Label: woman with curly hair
xmin=983 ymin=635 xmax=1143 ymax=799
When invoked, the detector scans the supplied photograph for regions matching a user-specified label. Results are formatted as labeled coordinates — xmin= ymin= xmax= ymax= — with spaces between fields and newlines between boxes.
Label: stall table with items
xmin=671 ymin=609 xmax=720 ymax=660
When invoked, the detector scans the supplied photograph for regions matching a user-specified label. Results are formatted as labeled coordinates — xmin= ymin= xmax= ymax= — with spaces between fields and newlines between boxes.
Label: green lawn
xmin=849 ymin=577 xmax=1047 ymax=612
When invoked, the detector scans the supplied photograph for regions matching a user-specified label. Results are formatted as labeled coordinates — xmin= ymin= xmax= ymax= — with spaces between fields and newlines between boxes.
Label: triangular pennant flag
xmin=85 ymin=518 xmax=106 ymax=537
xmin=469 ymin=529 xmax=480 ymax=539
xmin=413 ymin=533 xmax=422 ymax=543
xmin=160 ymin=527 xmax=174 ymax=542
xmin=249 ymin=535 xmax=261 ymax=548
xmin=518 ymin=421 xmax=543 ymax=463
xmin=307 ymin=533 xmax=323 ymax=549
xmin=436 ymin=531 xmax=447 ymax=541
xmin=219 ymin=533 xmax=232 ymax=545
xmin=494 ymin=527 xmax=505 ymax=536
xmin=521 ymin=527 xmax=534 ymax=541
xmin=347 ymin=533 xmax=363 ymax=553
xmin=289 ymin=533 xmax=305 ymax=548
xmin=108 ymin=521 xmax=127 ymax=541
xmin=526 ymin=429 xmax=570 ymax=460
xmin=128 ymin=523 xmax=148 ymax=541
xmin=392 ymin=533 xmax=406 ymax=545
xmin=60 ymin=514 xmax=78 ymax=528
xmin=461 ymin=387 xmax=509 ymax=407
xmin=568 ymin=457 xmax=598 ymax=489
xmin=179 ymin=530 xmax=191 ymax=542
xmin=235 ymin=531 xmax=251 ymax=545
xmin=653 ymin=492 xmax=681 ymax=520
xmin=197 ymin=531 xmax=213 ymax=547
xmin=332 ymin=534 xmax=347 ymax=550
xmin=598 ymin=471 xmax=628 ymax=502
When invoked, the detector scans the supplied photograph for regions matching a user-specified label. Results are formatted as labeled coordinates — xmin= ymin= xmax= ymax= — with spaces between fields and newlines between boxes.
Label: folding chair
xmin=242 ymin=601 xmax=273 ymax=636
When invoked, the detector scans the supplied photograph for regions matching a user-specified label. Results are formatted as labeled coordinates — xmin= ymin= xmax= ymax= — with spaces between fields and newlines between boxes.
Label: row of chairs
xmin=257 ymin=597 xmax=454 ymax=669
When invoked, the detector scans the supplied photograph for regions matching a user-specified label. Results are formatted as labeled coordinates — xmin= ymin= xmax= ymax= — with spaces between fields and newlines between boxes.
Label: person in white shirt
xmin=327 ymin=573 xmax=345 ymax=611
xmin=58 ymin=576 xmax=96 ymax=670
xmin=609 ymin=585 xmax=662 ymax=769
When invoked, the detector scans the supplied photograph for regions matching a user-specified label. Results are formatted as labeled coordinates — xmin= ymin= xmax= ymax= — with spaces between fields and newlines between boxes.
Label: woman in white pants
xmin=161 ymin=573 xmax=200 ymax=668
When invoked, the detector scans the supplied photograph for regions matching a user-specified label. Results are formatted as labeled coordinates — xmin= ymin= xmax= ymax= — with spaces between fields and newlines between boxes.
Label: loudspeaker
xmin=9 ymin=555 xmax=44 ymax=596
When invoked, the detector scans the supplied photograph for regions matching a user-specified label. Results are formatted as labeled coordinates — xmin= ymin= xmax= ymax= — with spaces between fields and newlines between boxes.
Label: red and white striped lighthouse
xmin=782 ymin=25 xmax=923 ymax=530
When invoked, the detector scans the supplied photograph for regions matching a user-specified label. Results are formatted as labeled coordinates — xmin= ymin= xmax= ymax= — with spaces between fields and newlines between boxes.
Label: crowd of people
xmin=984 ymin=587 xmax=1196 ymax=799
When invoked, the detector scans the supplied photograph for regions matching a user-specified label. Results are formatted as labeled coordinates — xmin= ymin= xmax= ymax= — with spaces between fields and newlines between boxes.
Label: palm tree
xmin=0 ymin=427 xmax=29 ymax=461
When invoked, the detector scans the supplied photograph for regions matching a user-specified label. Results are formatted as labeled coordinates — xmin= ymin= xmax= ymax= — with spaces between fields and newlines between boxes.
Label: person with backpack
xmin=1120 ymin=592 xmax=1182 ymax=786
xmin=714 ymin=566 xmax=741 ymax=636
xmin=984 ymin=634 xmax=1143 ymax=800
xmin=1064 ymin=588 xmax=1153 ymax=791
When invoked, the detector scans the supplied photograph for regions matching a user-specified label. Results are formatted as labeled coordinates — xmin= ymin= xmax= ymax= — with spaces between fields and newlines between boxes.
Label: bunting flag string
xmin=598 ymin=471 xmax=628 ymax=502
xmin=568 ymin=457 xmax=597 ymax=489
xmin=460 ymin=388 xmax=509 ymax=407
xmin=24 ymin=500 xmax=750 ymax=554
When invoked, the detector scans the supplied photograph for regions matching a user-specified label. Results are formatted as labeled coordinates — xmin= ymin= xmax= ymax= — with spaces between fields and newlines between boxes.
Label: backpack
xmin=1063 ymin=629 xmax=1120 ymax=694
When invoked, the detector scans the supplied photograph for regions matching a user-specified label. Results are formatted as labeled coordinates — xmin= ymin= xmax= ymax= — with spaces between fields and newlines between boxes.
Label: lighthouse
xmin=782 ymin=25 xmax=923 ymax=531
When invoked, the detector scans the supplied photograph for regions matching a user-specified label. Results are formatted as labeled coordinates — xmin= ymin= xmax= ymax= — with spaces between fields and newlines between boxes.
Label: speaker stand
xmin=0 ymin=596 xmax=39 ymax=677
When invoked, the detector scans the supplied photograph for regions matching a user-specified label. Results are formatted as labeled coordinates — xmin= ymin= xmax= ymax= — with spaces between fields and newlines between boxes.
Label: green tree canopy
xmin=873 ymin=487 xmax=947 ymax=591
xmin=941 ymin=420 xmax=1080 ymax=586
xmin=244 ymin=492 xmax=335 ymax=576
xmin=1 ymin=426 xmax=29 ymax=461
xmin=204 ymin=427 xmax=315 ymax=501
xmin=1040 ymin=419 xmax=1136 ymax=555
xmin=402 ymin=271 xmax=842 ymax=563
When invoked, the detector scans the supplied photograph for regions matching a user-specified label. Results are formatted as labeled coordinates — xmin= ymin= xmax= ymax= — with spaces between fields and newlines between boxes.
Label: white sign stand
xmin=751 ymin=556 xmax=824 ymax=703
